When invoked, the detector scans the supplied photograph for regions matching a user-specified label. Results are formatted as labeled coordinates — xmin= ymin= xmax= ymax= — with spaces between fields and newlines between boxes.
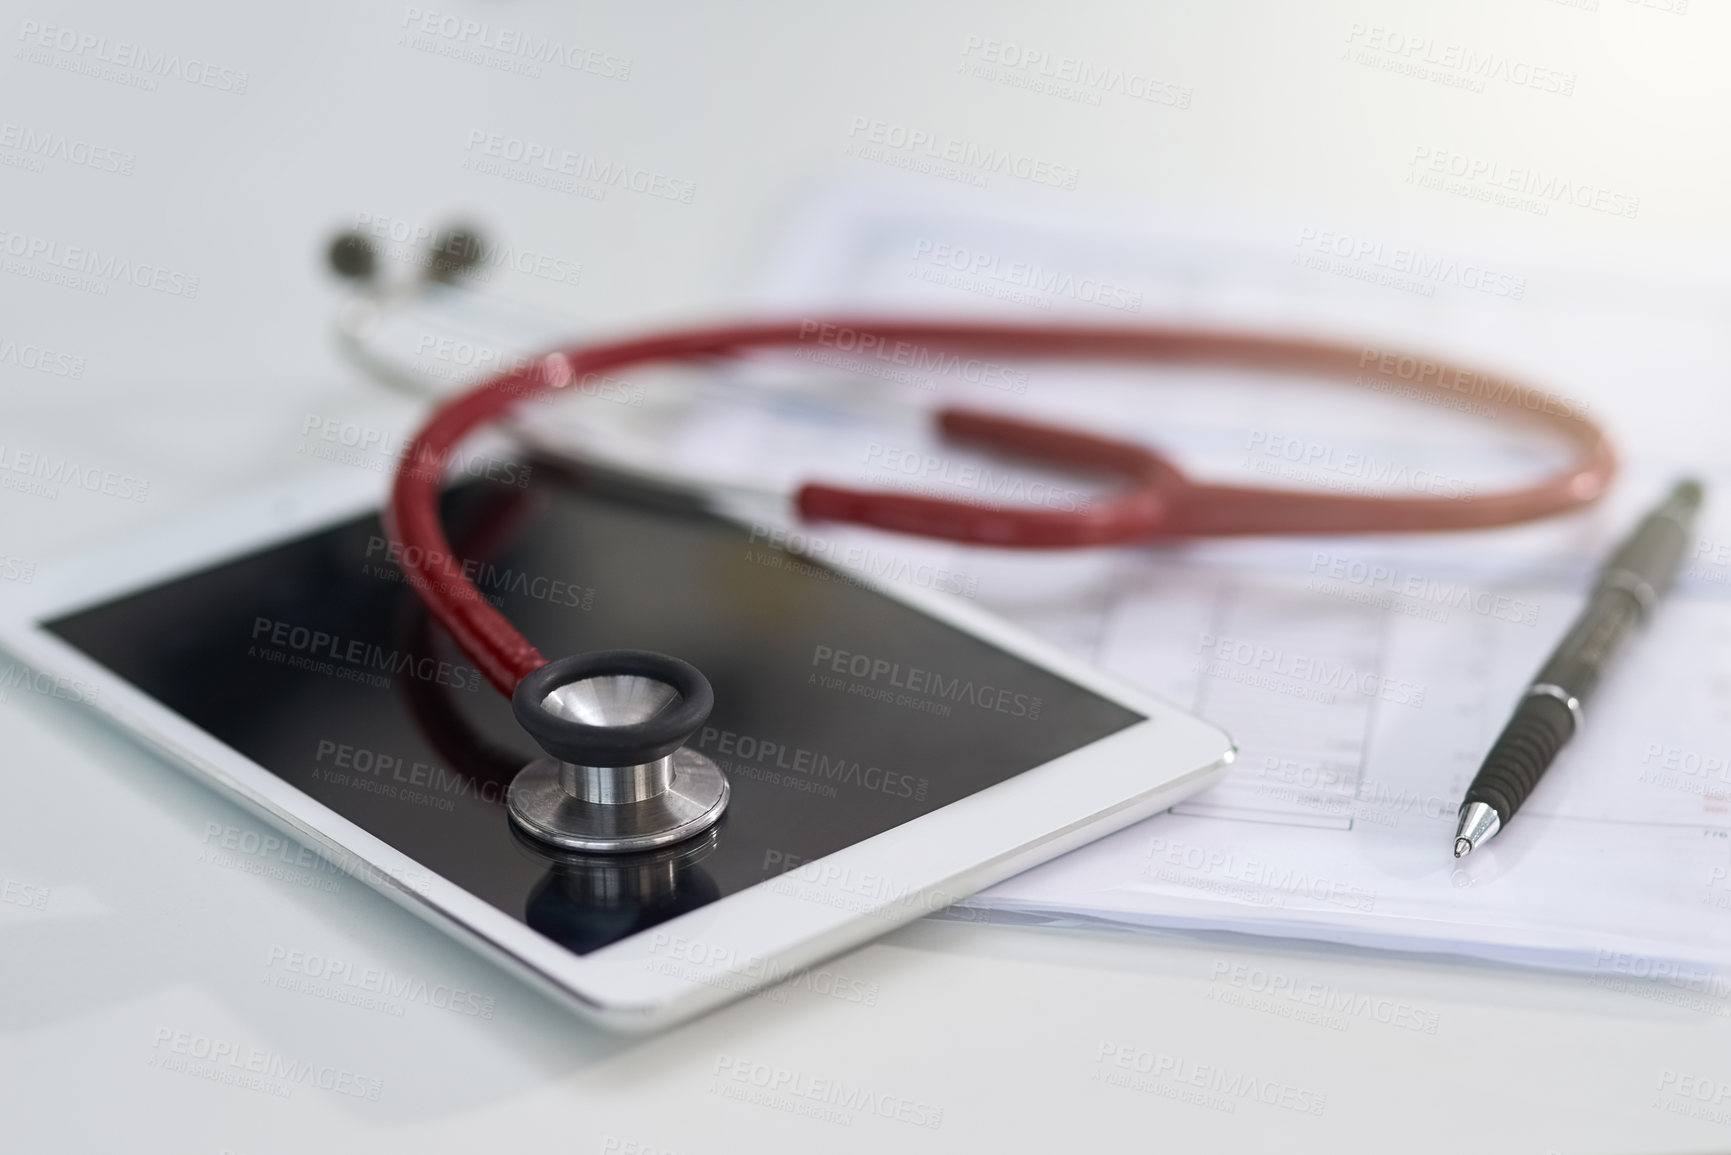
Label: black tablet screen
xmin=47 ymin=465 xmax=1139 ymax=954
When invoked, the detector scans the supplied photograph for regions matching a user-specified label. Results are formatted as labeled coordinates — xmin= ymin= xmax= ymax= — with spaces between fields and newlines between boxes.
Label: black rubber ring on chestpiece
xmin=511 ymin=650 xmax=714 ymax=768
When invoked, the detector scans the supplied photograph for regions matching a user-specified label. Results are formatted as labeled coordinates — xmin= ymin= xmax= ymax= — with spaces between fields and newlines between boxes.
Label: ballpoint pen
xmin=1454 ymin=479 xmax=1704 ymax=857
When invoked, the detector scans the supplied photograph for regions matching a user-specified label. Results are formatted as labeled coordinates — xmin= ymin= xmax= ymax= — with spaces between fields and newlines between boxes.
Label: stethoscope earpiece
xmin=505 ymin=651 xmax=730 ymax=853
xmin=425 ymin=225 xmax=487 ymax=284
xmin=327 ymin=231 xmax=377 ymax=282
xmin=324 ymin=224 xmax=491 ymax=288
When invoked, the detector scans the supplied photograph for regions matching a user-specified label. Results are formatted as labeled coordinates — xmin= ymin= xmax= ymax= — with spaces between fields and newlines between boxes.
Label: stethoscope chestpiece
xmin=506 ymin=650 xmax=729 ymax=853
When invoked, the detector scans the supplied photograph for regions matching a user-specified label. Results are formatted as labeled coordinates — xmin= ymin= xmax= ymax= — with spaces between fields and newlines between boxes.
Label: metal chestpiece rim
xmin=506 ymin=651 xmax=729 ymax=854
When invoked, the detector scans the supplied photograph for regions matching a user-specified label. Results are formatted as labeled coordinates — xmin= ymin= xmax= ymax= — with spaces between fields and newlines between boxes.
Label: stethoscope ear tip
xmin=425 ymin=224 xmax=488 ymax=284
xmin=327 ymin=231 xmax=378 ymax=282
xmin=325 ymin=222 xmax=491 ymax=288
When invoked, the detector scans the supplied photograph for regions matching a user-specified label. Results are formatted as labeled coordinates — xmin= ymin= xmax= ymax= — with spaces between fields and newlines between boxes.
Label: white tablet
xmin=0 ymin=462 xmax=1233 ymax=1032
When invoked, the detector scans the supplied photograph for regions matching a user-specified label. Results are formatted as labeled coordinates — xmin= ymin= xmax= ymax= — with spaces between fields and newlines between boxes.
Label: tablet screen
xmin=46 ymin=465 xmax=1139 ymax=954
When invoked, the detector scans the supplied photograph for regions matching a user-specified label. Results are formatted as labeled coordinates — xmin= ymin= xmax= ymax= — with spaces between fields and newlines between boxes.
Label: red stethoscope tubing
xmin=387 ymin=319 xmax=1617 ymax=696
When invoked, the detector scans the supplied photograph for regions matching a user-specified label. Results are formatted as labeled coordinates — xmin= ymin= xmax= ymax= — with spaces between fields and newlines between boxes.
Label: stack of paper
xmin=549 ymin=182 xmax=1731 ymax=982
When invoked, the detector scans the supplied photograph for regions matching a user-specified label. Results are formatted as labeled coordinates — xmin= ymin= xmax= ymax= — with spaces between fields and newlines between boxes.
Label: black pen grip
xmin=1463 ymin=693 xmax=1576 ymax=822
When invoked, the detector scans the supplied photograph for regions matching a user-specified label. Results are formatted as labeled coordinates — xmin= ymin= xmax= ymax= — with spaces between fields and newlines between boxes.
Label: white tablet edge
xmin=0 ymin=465 xmax=1235 ymax=1031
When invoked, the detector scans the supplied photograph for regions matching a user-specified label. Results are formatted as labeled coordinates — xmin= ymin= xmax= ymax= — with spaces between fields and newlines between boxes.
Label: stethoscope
xmin=326 ymin=223 xmax=1618 ymax=857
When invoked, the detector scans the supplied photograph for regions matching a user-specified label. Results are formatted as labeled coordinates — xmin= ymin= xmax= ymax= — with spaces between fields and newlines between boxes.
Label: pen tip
xmin=1454 ymin=837 xmax=1472 ymax=859
xmin=1673 ymin=478 xmax=1705 ymax=509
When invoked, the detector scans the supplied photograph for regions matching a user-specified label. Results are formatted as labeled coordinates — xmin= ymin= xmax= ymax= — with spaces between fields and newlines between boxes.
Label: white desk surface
xmin=3 ymin=2 xmax=1730 ymax=1151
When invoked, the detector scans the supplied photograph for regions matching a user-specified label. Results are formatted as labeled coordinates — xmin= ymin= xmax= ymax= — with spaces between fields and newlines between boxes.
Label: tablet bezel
xmin=0 ymin=465 xmax=1234 ymax=1032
